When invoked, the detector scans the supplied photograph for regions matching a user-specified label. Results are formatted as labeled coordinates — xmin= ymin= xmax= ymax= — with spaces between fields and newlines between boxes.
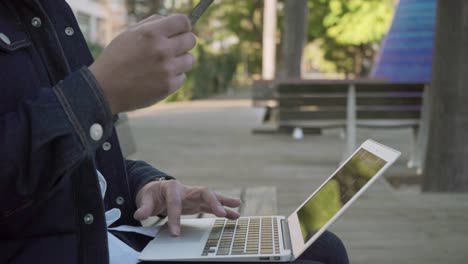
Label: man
xmin=0 ymin=1 xmax=348 ymax=263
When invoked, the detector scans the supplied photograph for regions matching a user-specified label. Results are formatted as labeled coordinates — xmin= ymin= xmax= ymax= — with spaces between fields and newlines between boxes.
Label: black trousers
xmin=112 ymin=230 xmax=349 ymax=264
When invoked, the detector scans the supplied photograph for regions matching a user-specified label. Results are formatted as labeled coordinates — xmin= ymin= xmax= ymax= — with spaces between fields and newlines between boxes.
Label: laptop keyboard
xmin=202 ymin=217 xmax=281 ymax=256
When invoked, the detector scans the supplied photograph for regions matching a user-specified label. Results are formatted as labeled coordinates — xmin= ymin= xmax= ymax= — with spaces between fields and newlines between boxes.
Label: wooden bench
xmin=252 ymin=80 xmax=429 ymax=171
xmin=141 ymin=186 xmax=277 ymax=227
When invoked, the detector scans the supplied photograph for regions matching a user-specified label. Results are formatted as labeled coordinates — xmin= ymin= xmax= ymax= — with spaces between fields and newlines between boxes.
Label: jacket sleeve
xmin=0 ymin=67 xmax=113 ymax=221
xmin=125 ymin=159 xmax=175 ymax=201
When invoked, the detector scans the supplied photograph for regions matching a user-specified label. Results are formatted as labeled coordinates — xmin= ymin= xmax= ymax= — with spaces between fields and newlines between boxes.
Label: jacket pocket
xmin=0 ymin=30 xmax=31 ymax=52
xmin=0 ymin=22 xmax=41 ymax=114
xmin=0 ymin=0 xmax=31 ymax=52
xmin=0 ymin=16 xmax=31 ymax=53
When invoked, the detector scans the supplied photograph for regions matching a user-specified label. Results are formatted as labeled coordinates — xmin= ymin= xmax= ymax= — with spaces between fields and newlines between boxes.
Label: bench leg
xmin=263 ymin=107 xmax=272 ymax=123
xmin=407 ymin=126 xmax=419 ymax=170
xmin=344 ymin=84 xmax=357 ymax=161
xmin=413 ymin=84 xmax=431 ymax=175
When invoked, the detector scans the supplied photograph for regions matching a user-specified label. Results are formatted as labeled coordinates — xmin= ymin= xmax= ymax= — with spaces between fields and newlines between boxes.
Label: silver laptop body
xmin=140 ymin=140 xmax=400 ymax=262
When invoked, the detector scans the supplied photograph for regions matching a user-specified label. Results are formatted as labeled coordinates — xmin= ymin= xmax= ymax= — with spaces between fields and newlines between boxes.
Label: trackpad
xmin=140 ymin=218 xmax=214 ymax=261
xmin=157 ymin=222 xmax=208 ymax=244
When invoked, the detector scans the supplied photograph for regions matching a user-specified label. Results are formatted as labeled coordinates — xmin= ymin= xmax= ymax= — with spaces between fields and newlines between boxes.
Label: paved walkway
xmin=127 ymin=96 xmax=468 ymax=264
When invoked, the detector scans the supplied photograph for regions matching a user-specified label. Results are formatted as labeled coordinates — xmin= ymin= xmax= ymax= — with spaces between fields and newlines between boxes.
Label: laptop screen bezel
xmin=286 ymin=139 xmax=400 ymax=261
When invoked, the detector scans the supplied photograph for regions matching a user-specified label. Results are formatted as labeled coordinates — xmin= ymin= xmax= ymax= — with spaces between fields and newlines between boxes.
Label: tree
xmin=279 ymin=0 xmax=308 ymax=79
xmin=306 ymin=0 xmax=394 ymax=77
xmin=262 ymin=0 xmax=277 ymax=80
xmin=422 ymin=0 xmax=468 ymax=192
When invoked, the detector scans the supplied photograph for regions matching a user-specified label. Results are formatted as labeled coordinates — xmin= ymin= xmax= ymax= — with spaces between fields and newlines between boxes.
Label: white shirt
xmin=97 ymin=170 xmax=160 ymax=264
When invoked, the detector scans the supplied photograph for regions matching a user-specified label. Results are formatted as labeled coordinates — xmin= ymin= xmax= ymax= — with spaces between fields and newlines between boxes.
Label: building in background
xmin=66 ymin=0 xmax=128 ymax=46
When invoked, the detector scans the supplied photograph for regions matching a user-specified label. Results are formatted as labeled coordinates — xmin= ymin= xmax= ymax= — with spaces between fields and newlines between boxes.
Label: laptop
xmin=139 ymin=139 xmax=400 ymax=262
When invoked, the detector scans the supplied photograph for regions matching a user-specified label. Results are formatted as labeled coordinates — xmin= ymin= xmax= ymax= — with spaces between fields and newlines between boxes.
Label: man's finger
xmin=224 ymin=208 xmax=241 ymax=220
xmin=200 ymin=205 xmax=240 ymax=220
xmin=148 ymin=14 xmax=192 ymax=38
xmin=172 ymin=53 xmax=195 ymax=76
xmin=136 ymin=14 xmax=165 ymax=26
xmin=165 ymin=182 xmax=183 ymax=236
xmin=133 ymin=192 xmax=155 ymax=221
xmin=215 ymin=193 xmax=242 ymax=208
xmin=169 ymin=32 xmax=197 ymax=57
xmin=200 ymin=188 xmax=227 ymax=217
xmin=167 ymin=73 xmax=186 ymax=94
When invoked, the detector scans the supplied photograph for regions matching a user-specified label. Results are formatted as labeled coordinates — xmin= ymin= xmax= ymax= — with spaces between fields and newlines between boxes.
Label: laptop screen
xmin=297 ymin=148 xmax=387 ymax=242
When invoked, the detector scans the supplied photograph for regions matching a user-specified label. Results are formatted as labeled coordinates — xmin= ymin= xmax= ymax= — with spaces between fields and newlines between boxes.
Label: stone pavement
xmin=127 ymin=96 xmax=468 ymax=264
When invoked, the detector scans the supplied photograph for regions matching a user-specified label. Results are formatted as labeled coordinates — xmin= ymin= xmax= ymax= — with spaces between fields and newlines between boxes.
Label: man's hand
xmin=89 ymin=14 xmax=196 ymax=114
xmin=134 ymin=180 xmax=242 ymax=236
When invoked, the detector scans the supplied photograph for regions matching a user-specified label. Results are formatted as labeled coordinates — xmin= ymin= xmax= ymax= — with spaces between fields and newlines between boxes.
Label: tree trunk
xmin=279 ymin=0 xmax=308 ymax=79
xmin=262 ymin=0 xmax=277 ymax=80
xmin=422 ymin=0 xmax=468 ymax=192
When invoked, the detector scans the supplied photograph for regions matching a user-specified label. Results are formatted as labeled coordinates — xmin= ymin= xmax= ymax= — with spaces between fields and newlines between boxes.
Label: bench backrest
xmin=274 ymin=81 xmax=425 ymax=122
xmin=277 ymin=83 xmax=348 ymax=121
xmin=355 ymin=83 xmax=424 ymax=120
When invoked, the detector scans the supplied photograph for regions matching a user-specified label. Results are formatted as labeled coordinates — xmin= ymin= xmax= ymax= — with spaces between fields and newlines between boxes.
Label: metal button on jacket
xmin=0 ymin=33 xmax=11 ymax=45
xmin=102 ymin=142 xmax=112 ymax=151
xmin=90 ymin=123 xmax=103 ymax=141
xmin=31 ymin=17 xmax=42 ymax=27
xmin=83 ymin=213 xmax=94 ymax=225
xmin=116 ymin=196 xmax=125 ymax=205
xmin=65 ymin=27 xmax=74 ymax=36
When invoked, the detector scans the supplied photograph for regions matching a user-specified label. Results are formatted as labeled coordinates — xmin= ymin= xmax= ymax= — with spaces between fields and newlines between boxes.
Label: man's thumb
xmin=133 ymin=193 xmax=155 ymax=220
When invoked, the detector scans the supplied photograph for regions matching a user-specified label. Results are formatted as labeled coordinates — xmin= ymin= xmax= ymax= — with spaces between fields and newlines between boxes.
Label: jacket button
xmin=31 ymin=17 xmax=42 ymax=28
xmin=83 ymin=213 xmax=94 ymax=225
xmin=0 ymin=33 xmax=11 ymax=45
xmin=65 ymin=27 xmax=75 ymax=36
xmin=102 ymin=142 xmax=112 ymax=151
xmin=90 ymin=123 xmax=103 ymax=141
xmin=116 ymin=196 xmax=125 ymax=205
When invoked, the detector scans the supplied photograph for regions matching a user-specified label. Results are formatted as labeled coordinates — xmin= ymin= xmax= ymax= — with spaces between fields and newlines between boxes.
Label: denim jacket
xmin=0 ymin=1 xmax=171 ymax=263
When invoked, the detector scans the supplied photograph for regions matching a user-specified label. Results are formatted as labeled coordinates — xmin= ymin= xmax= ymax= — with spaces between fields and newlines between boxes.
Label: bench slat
xmin=357 ymin=97 xmax=422 ymax=105
xmin=278 ymin=85 xmax=348 ymax=94
xmin=357 ymin=119 xmax=420 ymax=128
xmin=277 ymin=84 xmax=424 ymax=94
xmin=355 ymin=84 xmax=424 ymax=92
xmin=279 ymin=100 xmax=422 ymax=108
xmin=279 ymin=97 xmax=347 ymax=107
xmin=358 ymin=110 xmax=421 ymax=119
xmin=279 ymin=110 xmax=346 ymax=120
xmin=279 ymin=120 xmax=346 ymax=129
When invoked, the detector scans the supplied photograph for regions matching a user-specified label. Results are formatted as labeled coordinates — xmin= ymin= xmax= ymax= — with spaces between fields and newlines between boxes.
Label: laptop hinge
xmin=281 ymin=219 xmax=292 ymax=251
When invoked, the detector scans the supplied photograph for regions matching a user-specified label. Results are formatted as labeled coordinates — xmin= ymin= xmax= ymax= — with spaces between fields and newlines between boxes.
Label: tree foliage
xmin=325 ymin=0 xmax=394 ymax=45
xmin=307 ymin=0 xmax=394 ymax=77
